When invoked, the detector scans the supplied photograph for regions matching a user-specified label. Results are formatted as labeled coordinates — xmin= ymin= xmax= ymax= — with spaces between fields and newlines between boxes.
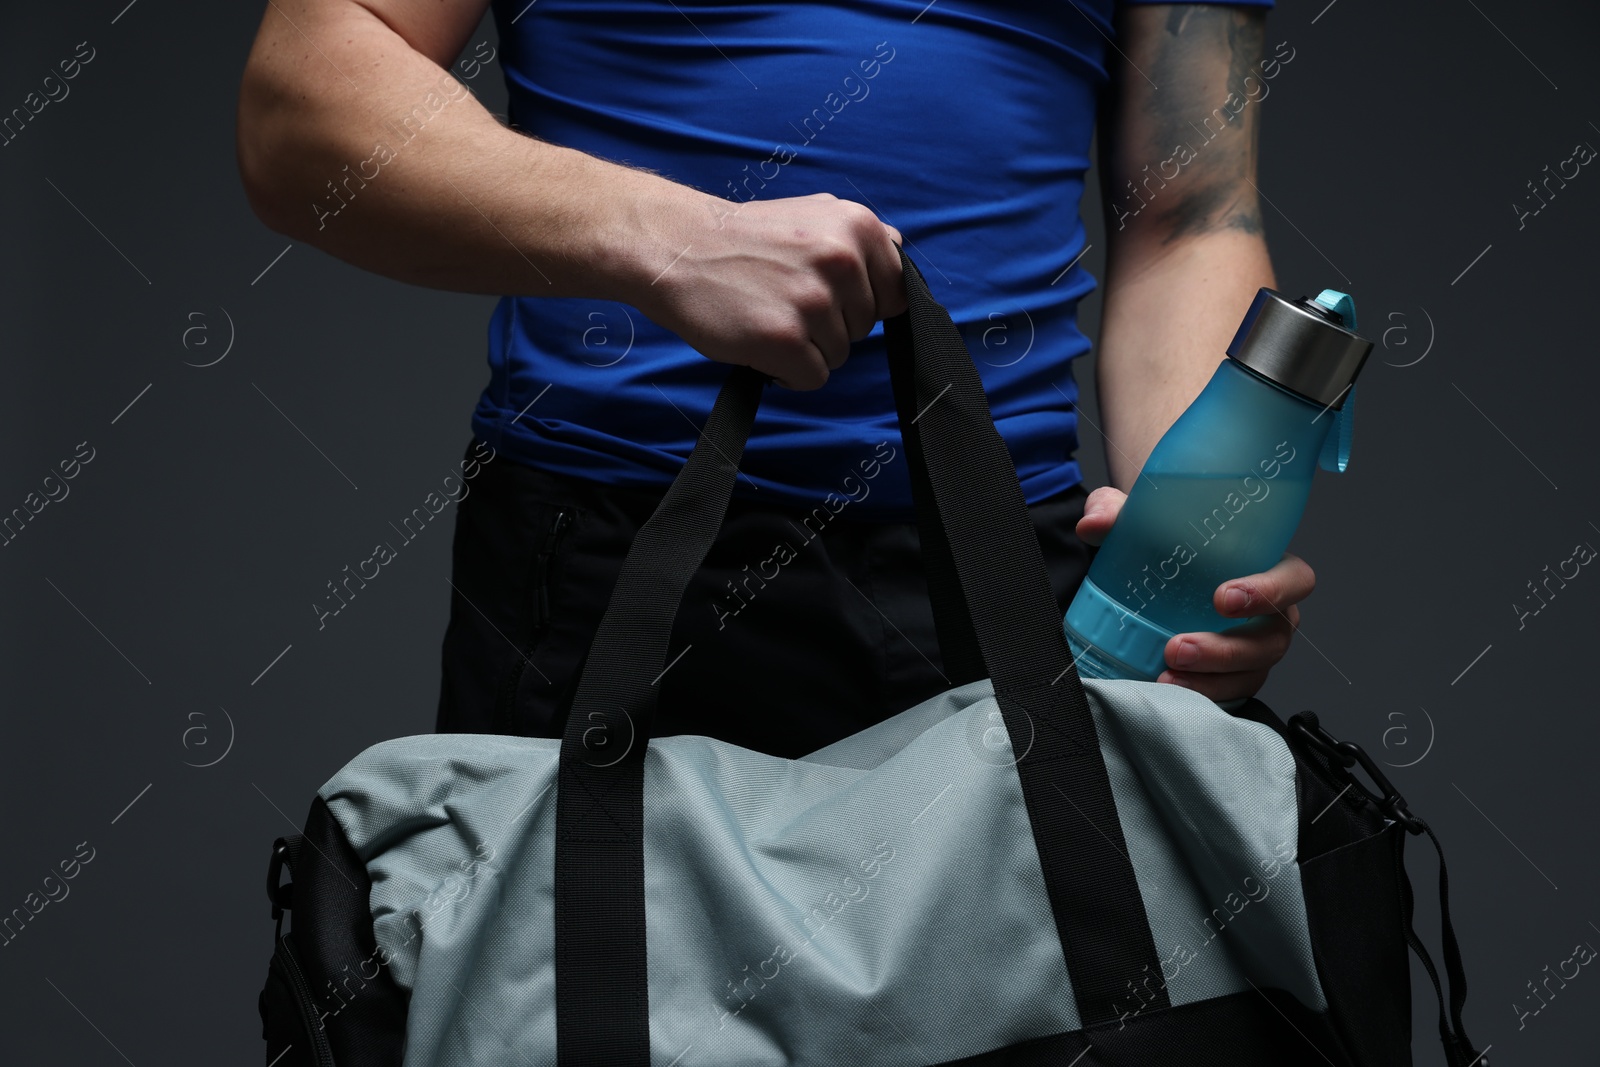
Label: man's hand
xmin=633 ymin=192 xmax=906 ymax=391
xmin=1075 ymin=485 xmax=1314 ymax=702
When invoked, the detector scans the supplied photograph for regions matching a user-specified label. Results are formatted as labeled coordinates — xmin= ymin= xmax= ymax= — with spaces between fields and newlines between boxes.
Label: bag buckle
xmin=1290 ymin=712 xmax=1425 ymax=835
xmin=267 ymin=837 xmax=295 ymax=936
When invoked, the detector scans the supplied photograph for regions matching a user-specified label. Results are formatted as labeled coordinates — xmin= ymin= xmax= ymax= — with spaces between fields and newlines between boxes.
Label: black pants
xmin=436 ymin=438 xmax=1095 ymax=759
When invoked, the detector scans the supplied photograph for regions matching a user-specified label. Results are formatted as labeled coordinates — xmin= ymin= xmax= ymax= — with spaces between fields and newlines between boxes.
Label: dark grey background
xmin=2 ymin=0 xmax=1594 ymax=1063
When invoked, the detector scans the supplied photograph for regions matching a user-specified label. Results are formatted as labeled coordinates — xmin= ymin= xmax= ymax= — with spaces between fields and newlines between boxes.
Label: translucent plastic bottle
xmin=1063 ymin=288 xmax=1373 ymax=682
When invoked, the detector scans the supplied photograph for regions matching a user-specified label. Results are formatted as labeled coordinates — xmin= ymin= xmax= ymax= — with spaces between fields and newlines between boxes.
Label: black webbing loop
xmin=553 ymin=246 xmax=1166 ymax=1063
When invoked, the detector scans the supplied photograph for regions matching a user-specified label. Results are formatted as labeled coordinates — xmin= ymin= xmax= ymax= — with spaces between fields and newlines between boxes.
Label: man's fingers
xmin=1156 ymin=666 xmax=1271 ymax=703
xmin=804 ymin=297 xmax=852 ymax=369
xmin=1163 ymin=614 xmax=1296 ymax=676
xmin=771 ymin=342 xmax=832 ymax=391
xmin=1158 ymin=615 xmax=1294 ymax=701
xmin=834 ymin=234 xmax=882 ymax=344
xmin=865 ymin=222 xmax=907 ymax=321
xmin=1215 ymin=553 xmax=1316 ymax=618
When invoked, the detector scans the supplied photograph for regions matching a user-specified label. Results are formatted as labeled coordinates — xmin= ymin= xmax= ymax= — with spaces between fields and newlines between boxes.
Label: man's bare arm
xmin=235 ymin=0 xmax=904 ymax=389
xmin=1093 ymin=4 xmax=1283 ymax=489
xmin=1081 ymin=5 xmax=1315 ymax=701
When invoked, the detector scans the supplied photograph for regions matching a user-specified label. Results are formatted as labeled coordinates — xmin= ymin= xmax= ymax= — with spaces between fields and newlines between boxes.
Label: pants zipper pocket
xmin=490 ymin=506 xmax=574 ymax=735
xmin=532 ymin=507 xmax=575 ymax=638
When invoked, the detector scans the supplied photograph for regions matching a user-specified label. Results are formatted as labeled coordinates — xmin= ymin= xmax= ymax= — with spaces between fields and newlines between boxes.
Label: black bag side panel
xmin=291 ymin=794 xmax=409 ymax=1065
xmin=261 ymin=937 xmax=322 ymax=1066
xmin=1232 ymin=698 xmax=1415 ymax=1065
xmin=1231 ymin=698 xmax=1390 ymax=864
xmin=1299 ymin=826 xmax=1414 ymax=1067
xmin=930 ymin=986 xmax=1353 ymax=1066
xmin=1293 ymin=743 xmax=1393 ymax=867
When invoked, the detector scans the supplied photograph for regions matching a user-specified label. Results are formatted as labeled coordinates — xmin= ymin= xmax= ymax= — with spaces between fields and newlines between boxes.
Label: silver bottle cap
xmin=1225 ymin=288 xmax=1373 ymax=409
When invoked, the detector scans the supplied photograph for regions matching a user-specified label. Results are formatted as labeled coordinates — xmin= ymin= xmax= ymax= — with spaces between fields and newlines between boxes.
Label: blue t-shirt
xmin=475 ymin=0 xmax=1271 ymax=521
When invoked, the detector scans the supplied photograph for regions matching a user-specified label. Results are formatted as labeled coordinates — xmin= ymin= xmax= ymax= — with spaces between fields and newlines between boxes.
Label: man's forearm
xmin=236 ymin=1 xmax=710 ymax=309
xmin=235 ymin=0 xmax=908 ymax=390
xmin=1095 ymin=231 xmax=1275 ymax=491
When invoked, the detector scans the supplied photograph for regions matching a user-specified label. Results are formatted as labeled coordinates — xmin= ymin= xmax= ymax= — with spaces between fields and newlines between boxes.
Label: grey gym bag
xmin=259 ymin=247 xmax=1483 ymax=1066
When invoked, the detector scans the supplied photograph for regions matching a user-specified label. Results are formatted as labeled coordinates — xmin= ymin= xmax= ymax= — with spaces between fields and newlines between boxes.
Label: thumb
xmin=1075 ymin=485 xmax=1127 ymax=547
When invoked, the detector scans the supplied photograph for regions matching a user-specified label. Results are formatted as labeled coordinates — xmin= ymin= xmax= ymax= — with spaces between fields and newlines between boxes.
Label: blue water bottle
xmin=1062 ymin=287 xmax=1374 ymax=682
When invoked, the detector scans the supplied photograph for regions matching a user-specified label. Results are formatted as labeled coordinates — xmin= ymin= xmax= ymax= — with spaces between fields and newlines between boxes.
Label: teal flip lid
xmin=1311 ymin=289 xmax=1358 ymax=473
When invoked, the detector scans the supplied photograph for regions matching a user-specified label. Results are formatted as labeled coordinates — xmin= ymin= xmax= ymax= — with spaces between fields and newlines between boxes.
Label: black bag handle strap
xmin=880 ymin=246 xmax=1095 ymax=694
xmin=559 ymin=246 xmax=1096 ymax=747
xmin=553 ymin=247 xmax=1165 ymax=1065
xmin=883 ymin=255 xmax=988 ymax=687
xmin=882 ymin=249 xmax=1173 ymax=1022
xmin=1400 ymin=820 xmax=1487 ymax=1066
xmin=552 ymin=365 xmax=760 ymax=1066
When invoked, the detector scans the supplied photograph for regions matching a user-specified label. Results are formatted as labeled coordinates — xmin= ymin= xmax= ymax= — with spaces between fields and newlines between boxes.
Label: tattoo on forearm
xmin=1106 ymin=6 xmax=1294 ymax=243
